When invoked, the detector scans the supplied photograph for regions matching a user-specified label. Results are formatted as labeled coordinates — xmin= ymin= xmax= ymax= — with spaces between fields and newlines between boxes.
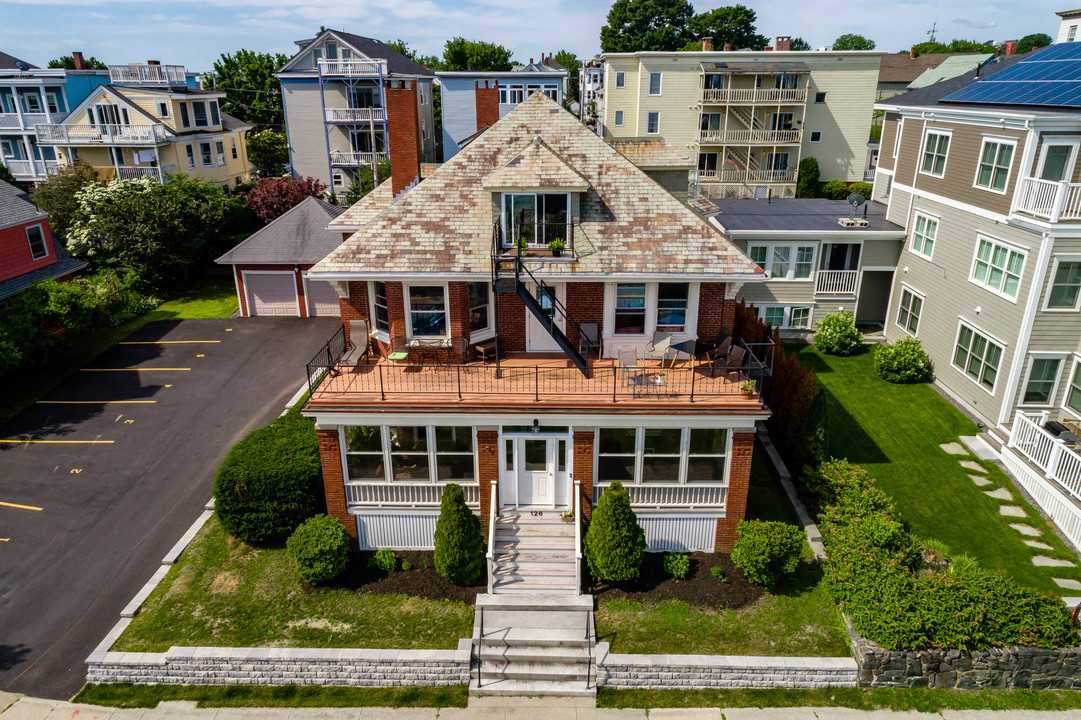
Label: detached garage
xmin=216 ymin=196 xmax=347 ymax=318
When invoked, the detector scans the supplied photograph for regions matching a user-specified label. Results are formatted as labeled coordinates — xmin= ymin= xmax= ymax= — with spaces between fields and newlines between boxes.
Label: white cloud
xmin=954 ymin=18 xmax=998 ymax=30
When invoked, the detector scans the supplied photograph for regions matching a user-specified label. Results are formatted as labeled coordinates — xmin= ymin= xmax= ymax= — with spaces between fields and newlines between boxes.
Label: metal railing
xmin=344 ymin=482 xmax=480 ymax=507
xmin=698 ymin=169 xmax=797 ymax=183
xmin=1015 ymin=177 xmax=1081 ymax=222
xmin=324 ymin=107 xmax=386 ymax=122
xmin=486 ymin=484 xmax=497 ymax=595
xmin=1010 ymin=411 xmax=1081 ymax=500
xmin=699 ymin=129 xmax=801 ymax=144
xmin=109 ymin=64 xmax=187 ymax=85
xmin=595 ymin=483 xmax=728 ymax=507
xmin=329 ymin=150 xmax=389 ymax=166
xmin=318 ymin=59 xmax=388 ymax=77
xmin=701 ymin=87 xmax=808 ymax=104
xmin=815 ymin=269 xmax=859 ymax=295
xmin=497 ymin=219 xmax=575 ymax=251
xmin=305 ymin=323 xmax=349 ymax=396
xmin=35 ymin=123 xmax=169 ymax=145
xmin=573 ymin=479 xmax=582 ymax=594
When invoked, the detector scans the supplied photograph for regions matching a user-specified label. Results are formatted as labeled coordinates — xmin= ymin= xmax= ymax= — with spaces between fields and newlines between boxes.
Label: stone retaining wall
xmin=846 ymin=617 xmax=1081 ymax=689
xmin=87 ymin=642 xmax=472 ymax=687
xmin=595 ymin=643 xmax=858 ymax=689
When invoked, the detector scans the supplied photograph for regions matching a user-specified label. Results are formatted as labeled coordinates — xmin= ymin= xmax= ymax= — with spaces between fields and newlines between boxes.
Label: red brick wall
xmin=475 ymin=80 xmax=499 ymax=131
xmin=715 ymin=430 xmax=754 ymax=551
xmin=233 ymin=264 xmax=308 ymax=317
xmin=385 ymin=79 xmax=421 ymax=197
xmin=0 ymin=220 xmax=57 ymax=283
xmin=565 ymin=283 xmax=604 ymax=349
xmin=340 ymin=281 xmax=369 ymax=347
xmin=386 ymin=281 xmax=408 ymax=353
xmin=573 ymin=430 xmax=595 ymax=518
xmin=316 ymin=427 xmax=359 ymax=548
xmin=697 ymin=282 xmax=735 ymax=344
xmin=477 ymin=429 xmax=499 ymax=532
xmin=448 ymin=281 xmax=471 ymax=359
xmin=496 ymin=289 xmax=526 ymax=352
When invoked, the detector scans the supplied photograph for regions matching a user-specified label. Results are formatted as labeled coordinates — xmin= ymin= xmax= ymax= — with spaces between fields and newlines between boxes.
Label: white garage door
xmin=306 ymin=279 xmax=341 ymax=317
xmin=245 ymin=273 xmax=298 ymax=316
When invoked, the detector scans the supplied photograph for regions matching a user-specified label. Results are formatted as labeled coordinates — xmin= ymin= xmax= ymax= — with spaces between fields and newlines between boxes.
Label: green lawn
xmin=793 ymin=344 xmax=1081 ymax=593
xmin=114 ymin=516 xmax=474 ymax=652
xmin=594 ymin=441 xmax=850 ymax=658
xmin=74 ymin=683 xmax=467 ymax=709
xmin=0 ymin=270 xmax=239 ymax=427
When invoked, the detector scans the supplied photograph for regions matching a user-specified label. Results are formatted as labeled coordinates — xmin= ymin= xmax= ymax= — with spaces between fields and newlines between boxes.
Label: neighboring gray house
xmin=276 ymin=31 xmax=436 ymax=199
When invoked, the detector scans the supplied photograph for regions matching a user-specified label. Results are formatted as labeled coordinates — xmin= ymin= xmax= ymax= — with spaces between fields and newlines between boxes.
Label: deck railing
xmin=595 ymin=483 xmax=727 ymax=508
xmin=109 ymin=64 xmax=186 ymax=85
xmin=324 ymin=107 xmax=386 ymax=123
xmin=1015 ymin=177 xmax=1081 ymax=222
xmin=698 ymin=169 xmax=797 ymax=183
xmin=344 ymin=482 xmax=479 ymax=507
xmin=2 ymin=158 xmax=61 ymax=178
xmin=329 ymin=150 xmax=389 ymax=166
xmin=700 ymin=129 xmax=800 ymax=144
xmin=0 ymin=112 xmax=50 ymax=130
xmin=574 ymin=479 xmax=582 ymax=594
xmin=1009 ymin=411 xmax=1081 ymax=501
xmin=305 ymin=323 xmax=349 ymax=396
xmin=318 ymin=59 xmax=388 ymax=77
xmin=702 ymin=88 xmax=807 ymax=104
xmin=815 ymin=270 xmax=859 ymax=295
xmin=35 ymin=123 xmax=169 ymax=145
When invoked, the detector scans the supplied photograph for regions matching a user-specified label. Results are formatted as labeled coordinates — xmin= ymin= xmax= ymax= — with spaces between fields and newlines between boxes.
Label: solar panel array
xmin=943 ymin=42 xmax=1081 ymax=107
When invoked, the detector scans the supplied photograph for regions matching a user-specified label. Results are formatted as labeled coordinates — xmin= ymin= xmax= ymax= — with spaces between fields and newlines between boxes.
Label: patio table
xmin=411 ymin=339 xmax=448 ymax=365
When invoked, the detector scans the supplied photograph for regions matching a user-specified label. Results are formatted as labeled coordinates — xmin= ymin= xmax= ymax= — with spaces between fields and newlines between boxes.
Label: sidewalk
xmin=2 ymin=695 xmax=1080 ymax=720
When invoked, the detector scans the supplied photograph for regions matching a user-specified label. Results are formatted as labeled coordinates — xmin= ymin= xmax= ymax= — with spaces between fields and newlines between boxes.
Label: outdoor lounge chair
xmin=578 ymin=322 xmax=600 ymax=357
xmin=342 ymin=320 xmax=372 ymax=367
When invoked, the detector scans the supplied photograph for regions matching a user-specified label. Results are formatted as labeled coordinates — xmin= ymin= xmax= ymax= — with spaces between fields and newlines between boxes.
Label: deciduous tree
xmin=246 ymin=129 xmax=289 ymax=177
xmin=205 ymin=49 xmax=290 ymax=129
xmin=832 ymin=33 xmax=876 ymax=51
xmin=553 ymin=50 xmax=581 ymax=105
xmin=1016 ymin=33 xmax=1053 ymax=54
xmin=441 ymin=37 xmax=514 ymax=71
xmin=29 ymin=160 xmax=101 ymax=240
xmin=687 ymin=5 xmax=769 ymax=51
xmin=241 ymin=176 xmax=327 ymax=224
xmin=600 ymin=0 xmax=695 ymax=53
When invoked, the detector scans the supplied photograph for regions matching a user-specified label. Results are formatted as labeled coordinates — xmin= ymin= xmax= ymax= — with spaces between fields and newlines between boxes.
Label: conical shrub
xmin=434 ymin=483 xmax=484 ymax=585
xmin=585 ymin=481 xmax=646 ymax=582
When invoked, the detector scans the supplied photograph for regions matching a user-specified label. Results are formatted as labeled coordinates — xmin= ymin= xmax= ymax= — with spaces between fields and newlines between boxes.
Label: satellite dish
xmin=847 ymin=192 xmax=866 ymax=220
xmin=15 ymin=60 xmax=30 ymax=72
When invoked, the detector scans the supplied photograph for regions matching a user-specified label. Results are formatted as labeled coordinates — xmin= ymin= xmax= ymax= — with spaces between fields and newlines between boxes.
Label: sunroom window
xmin=408 ymin=285 xmax=447 ymax=337
xmin=614 ymin=283 xmax=647 ymax=334
xmin=389 ymin=426 xmax=428 ymax=480
xmin=503 ymin=193 xmax=569 ymax=249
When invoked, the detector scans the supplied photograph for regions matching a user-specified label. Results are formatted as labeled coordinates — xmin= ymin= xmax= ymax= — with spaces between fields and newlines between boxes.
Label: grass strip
xmin=73 ymin=683 xmax=467 ymax=709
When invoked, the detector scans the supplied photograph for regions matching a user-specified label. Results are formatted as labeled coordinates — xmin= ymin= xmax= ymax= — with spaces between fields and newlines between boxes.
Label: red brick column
xmin=448 ymin=281 xmax=471 ymax=359
xmin=386 ymin=281 xmax=408 ymax=353
xmin=477 ymin=429 xmax=500 ymax=532
xmin=385 ymin=79 xmax=421 ymax=197
xmin=573 ymin=429 xmax=595 ymax=518
xmin=475 ymin=80 xmax=499 ymax=130
xmin=697 ymin=282 xmax=732 ymax=342
xmin=340 ymin=281 xmax=369 ymax=345
xmin=497 ymin=290 xmax=526 ymax=352
xmin=565 ymin=283 xmax=604 ymax=350
xmin=316 ymin=426 xmax=359 ymax=548
xmin=715 ymin=429 xmax=754 ymax=552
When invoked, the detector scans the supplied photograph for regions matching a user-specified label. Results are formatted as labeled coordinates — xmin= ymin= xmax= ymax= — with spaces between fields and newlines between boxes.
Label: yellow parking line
xmin=119 ymin=340 xmax=221 ymax=344
xmin=0 ymin=501 xmax=43 ymax=511
xmin=81 ymin=368 xmax=190 ymax=372
xmin=0 ymin=538 xmax=9 ymax=542
xmin=37 ymin=400 xmax=157 ymax=404
xmin=0 ymin=439 xmax=114 ymax=444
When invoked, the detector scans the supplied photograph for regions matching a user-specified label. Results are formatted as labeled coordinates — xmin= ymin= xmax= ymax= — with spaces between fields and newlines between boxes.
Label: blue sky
xmin=0 ymin=0 xmax=1064 ymax=71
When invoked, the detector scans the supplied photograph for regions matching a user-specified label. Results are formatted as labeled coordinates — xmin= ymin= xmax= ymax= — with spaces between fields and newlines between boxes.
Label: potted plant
xmin=740 ymin=379 xmax=757 ymax=398
xmin=548 ymin=238 xmax=566 ymax=257
xmin=517 ymin=236 xmax=528 ymax=256
xmin=559 ymin=510 xmax=574 ymax=523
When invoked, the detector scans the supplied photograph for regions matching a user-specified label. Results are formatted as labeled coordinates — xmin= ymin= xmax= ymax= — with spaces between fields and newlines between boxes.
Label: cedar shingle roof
xmin=482 ymin=138 xmax=590 ymax=192
xmin=311 ymin=93 xmax=761 ymax=279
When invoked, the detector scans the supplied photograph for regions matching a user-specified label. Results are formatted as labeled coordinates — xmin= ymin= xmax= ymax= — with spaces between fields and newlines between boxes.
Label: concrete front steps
xmin=491 ymin=510 xmax=577 ymax=594
xmin=470 ymin=593 xmax=596 ymax=697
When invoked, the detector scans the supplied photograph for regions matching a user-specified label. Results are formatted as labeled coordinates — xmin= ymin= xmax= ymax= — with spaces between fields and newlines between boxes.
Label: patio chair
xmin=708 ymin=336 xmax=732 ymax=364
xmin=578 ymin=322 xmax=600 ymax=357
xmin=342 ymin=320 xmax=371 ymax=367
xmin=718 ymin=345 xmax=746 ymax=380
xmin=617 ymin=346 xmax=640 ymax=385
xmin=697 ymin=330 xmax=730 ymax=356
xmin=644 ymin=332 xmax=673 ymax=365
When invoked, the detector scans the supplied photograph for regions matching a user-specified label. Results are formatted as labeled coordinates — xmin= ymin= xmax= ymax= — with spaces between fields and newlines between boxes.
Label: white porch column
xmin=38 ymin=86 xmax=50 ymax=123
xmin=10 ymin=86 xmax=24 ymax=131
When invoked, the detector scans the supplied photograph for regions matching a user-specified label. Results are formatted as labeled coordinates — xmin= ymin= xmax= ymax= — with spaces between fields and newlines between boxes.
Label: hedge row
xmin=809 ymin=459 xmax=1078 ymax=650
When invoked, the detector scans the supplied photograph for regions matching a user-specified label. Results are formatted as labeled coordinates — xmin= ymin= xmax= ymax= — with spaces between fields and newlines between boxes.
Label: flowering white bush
xmin=874 ymin=337 xmax=933 ymax=383
xmin=813 ymin=311 xmax=862 ymax=356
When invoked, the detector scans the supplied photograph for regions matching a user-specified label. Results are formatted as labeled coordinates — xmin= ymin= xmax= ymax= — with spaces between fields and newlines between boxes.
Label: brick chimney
xmin=475 ymin=79 xmax=499 ymax=132
xmin=910 ymin=46 xmax=917 ymax=59
xmin=723 ymin=44 xmax=732 ymax=52
xmin=702 ymin=37 xmax=713 ymax=52
xmin=147 ymin=59 xmax=160 ymax=66
xmin=775 ymin=36 xmax=791 ymax=52
xmin=72 ymin=51 xmax=86 ymax=70
xmin=384 ymin=78 xmax=421 ymax=197
xmin=764 ymin=46 xmax=774 ymax=52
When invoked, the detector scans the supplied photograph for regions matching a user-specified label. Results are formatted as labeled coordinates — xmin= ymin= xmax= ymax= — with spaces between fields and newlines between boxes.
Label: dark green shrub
xmin=213 ymin=410 xmax=322 ymax=545
xmin=369 ymin=548 xmax=397 ymax=573
xmin=710 ymin=566 xmax=727 ymax=582
xmin=814 ymin=311 xmax=862 ymax=356
xmin=585 ymin=481 xmax=646 ymax=582
xmin=286 ymin=514 xmax=349 ymax=584
xmin=433 ymin=483 xmax=484 ymax=585
xmin=663 ymin=552 xmax=690 ymax=579
xmin=796 ymin=157 xmax=820 ymax=198
xmin=402 ymin=560 xmax=412 ymax=571
xmin=874 ymin=337 xmax=933 ymax=383
xmin=820 ymin=180 xmax=850 ymax=200
xmin=731 ymin=520 xmax=804 ymax=587
xmin=849 ymin=181 xmax=873 ymax=198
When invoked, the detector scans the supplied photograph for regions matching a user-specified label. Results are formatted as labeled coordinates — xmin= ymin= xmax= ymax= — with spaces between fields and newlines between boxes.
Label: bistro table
xmin=410 ymin=338 xmax=448 ymax=365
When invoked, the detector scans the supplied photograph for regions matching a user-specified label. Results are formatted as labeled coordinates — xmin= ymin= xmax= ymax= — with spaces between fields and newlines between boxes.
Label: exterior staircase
xmin=491 ymin=510 xmax=578 ymax=594
xmin=470 ymin=593 xmax=596 ymax=697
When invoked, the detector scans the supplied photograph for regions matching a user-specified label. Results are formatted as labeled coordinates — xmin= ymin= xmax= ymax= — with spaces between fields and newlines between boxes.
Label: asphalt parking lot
xmin=0 ymin=317 xmax=338 ymax=699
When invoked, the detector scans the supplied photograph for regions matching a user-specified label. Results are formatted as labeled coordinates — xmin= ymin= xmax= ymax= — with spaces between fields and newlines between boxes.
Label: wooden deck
xmin=307 ymin=356 xmax=767 ymax=414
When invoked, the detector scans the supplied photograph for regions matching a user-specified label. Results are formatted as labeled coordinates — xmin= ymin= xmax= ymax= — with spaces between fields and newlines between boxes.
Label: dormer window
xmin=326 ymin=42 xmax=338 ymax=60
xmin=502 ymin=193 xmax=569 ymax=249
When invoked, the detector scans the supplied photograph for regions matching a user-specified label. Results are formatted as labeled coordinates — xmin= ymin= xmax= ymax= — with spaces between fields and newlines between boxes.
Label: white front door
xmin=525 ymin=282 xmax=565 ymax=352
xmin=517 ymin=438 xmax=554 ymax=506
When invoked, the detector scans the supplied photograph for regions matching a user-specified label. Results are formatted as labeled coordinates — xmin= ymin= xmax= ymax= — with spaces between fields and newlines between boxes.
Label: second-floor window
xmin=26 ymin=224 xmax=48 ymax=260
xmin=179 ymin=102 xmax=190 ymax=128
xmin=954 ymin=322 xmax=1003 ymax=392
xmin=748 ymin=243 xmax=814 ymax=280
xmin=215 ymin=141 xmax=226 ymax=165
xmin=920 ymin=130 xmax=950 ymax=177
xmin=372 ymin=281 xmax=389 ymax=332
xmin=897 ymin=286 xmax=923 ymax=334
xmin=975 ymin=138 xmax=1015 ymax=192
xmin=210 ymin=100 xmax=220 ymax=126
xmin=971 ymin=236 xmax=1025 ymax=300
xmin=199 ymin=141 xmax=213 ymax=167
xmin=231 ymin=138 xmax=238 ymax=160
xmin=648 ymin=72 xmax=662 ymax=95
xmin=910 ymin=212 xmax=937 ymax=260
xmin=408 ymin=285 xmax=447 ymax=338
xmin=646 ymin=111 xmax=660 ymax=134
xmin=1023 ymin=357 xmax=1063 ymax=405
xmin=614 ymin=110 xmax=624 ymax=126
xmin=1068 ymin=364 xmax=1081 ymax=415
xmin=614 ymin=283 xmax=646 ymax=334
xmin=656 ymin=283 xmax=689 ymax=333
xmin=469 ymin=281 xmax=491 ymax=334
xmin=192 ymin=101 xmax=208 ymax=127
xmin=1048 ymin=258 xmax=1081 ymax=309
xmin=615 ymin=71 xmax=625 ymax=88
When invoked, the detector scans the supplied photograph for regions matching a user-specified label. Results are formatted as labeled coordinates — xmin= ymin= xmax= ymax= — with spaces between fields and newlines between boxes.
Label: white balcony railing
xmin=864 ymin=169 xmax=877 ymax=181
xmin=329 ymin=150 xmax=388 ymax=166
xmin=702 ymin=88 xmax=808 ymax=104
xmin=595 ymin=483 xmax=727 ymax=508
xmin=1014 ymin=177 xmax=1081 ymax=222
xmin=344 ymin=482 xmax=480 ymax=507
xmin=324 ymin=107 xmax=386 ymax=123
xmin=815 ymin=270 xmax=860 ymax=295
xmin=1010 ymin=411 xmax=1081 ymax=501
xmin=116 ymin=165 xmax=163 ymax=181
xmin=35 ymin=123 xmax=169 ymax=146
xmin=0 ymin=112 xmax=50 ymax=130
xmin=318 ymin=59 xmax=388 ymax=77
xmin=700 ymin=129 xmax=801 ymax=144
xmin=108 ymin=64 xmax=187 ymax=85
xmin=698 ymin=169 xmax=797 ymax=184
xmin=2 ymin=158 xmax=61 ymax=178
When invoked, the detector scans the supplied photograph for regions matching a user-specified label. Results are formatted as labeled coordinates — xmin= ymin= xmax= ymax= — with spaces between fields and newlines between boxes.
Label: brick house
xmin=302 ymin=92 xmax=770 ymax=594
xmin=0 ymin=179 xmax=85 ymax=302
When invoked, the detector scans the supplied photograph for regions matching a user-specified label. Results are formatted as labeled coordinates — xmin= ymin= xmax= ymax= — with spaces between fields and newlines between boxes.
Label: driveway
xmin=0 ymin=317 xmax=338 ymax=699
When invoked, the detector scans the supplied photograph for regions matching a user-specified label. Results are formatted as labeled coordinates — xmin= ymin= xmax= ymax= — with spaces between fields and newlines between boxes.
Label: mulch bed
xmin=318 ymin=550 xmax=484 ymax=605
xmin=588 ymin=552 xmax=762 ymax=610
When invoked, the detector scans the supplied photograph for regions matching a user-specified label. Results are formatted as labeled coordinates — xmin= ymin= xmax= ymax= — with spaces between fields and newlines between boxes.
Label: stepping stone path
xmin=1054 ymin=578 xmax=1081 ymax=591
xmin=1025 ymin=540 xmax=1054 ymax=550
xmin=984 ymin=488 xmax=1013 ymax=501
xmin=940 ymin=442 xmax=968 ymax=455
xmin=969 ymin=474 xmax=993 ymax=487
xmin=960 ymin=460 xmax=986 ymax=473
xmin=999 ymin=505 xmax=1026 ymax=517
xmin=1010 ymin=523 xmax=1041 ymax=536
xmin=1033 ymin=556 xmax=1077 ymax=567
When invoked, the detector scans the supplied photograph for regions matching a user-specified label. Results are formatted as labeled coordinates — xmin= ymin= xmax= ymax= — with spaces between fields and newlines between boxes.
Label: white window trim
xmin=614 ymin=110 xmax=624 ymax=126
xmin=198 ymin=141 xmax=214 ymax=168
xmin=972 ymin=135 xmax=1017 ymax=195
xmin=403 ymin=282 xmax=450 ymax=341
xmin=615 ymin=71 xmax=625 ymax=88
xmin=1019 ymin=352 xmax=1068 ymax=409
xmin=593 ymin=427 xmax=732 ymax=487
xmin=179 ymin=101 xmax=190 ymax=129
xmin=747 ymin=242 xmax=816 ymax=281
xmin=340 ymin=424 xmax=479 ymax=486
xmin=1043 ymin=255 xmax=1081 ymax=312
xmin=909 ymin=210 xmax=939 ymax=262
xmin=895 ymin=283 xmax=924 ymax=336
xmin=602 ymin=282 xmax=700 ymax=344
xmin=918 ymin=128 xmax=951 ymax=179
xmin=1035 ymin=139 xmax=1080 ymax=181
xmin=648 ymin=71 xmax=662 ymax=96
xmin=468 ymin=281 xmax=496 ymax=343
xmin=969 ymin=233 xmax=1026 ymax=303
xmin=368 ymin=280 xmax=390 ymax=342
xmin=756 ymin=304 xmax=813 ymax=330
xmin=1064 ymin=356 xmax=1081 ymax=420
xmin=646 ymin=111 xmax=660 ymax=135
xmin=156 ymin=101 xmax=169 ymax=118
xmin=893 ymin=117 xmax=904 ymax=159
xmin=809 ymin=131 xmax=822 ymax=143
xmin=25 ymin=223 xmax=48 ymax=260
xmin=951 ymin=318 xmax=1007 ymax=397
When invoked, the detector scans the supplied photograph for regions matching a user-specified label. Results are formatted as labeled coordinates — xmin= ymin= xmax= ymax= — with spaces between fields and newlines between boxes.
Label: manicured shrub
xmin=814 ymin=311 xmax=862 ymax=356
xmin=213 ymin=410 xmax=322 ymax=545
xmin=710 ymin=566 xmax=727 ymax=582
xmin=796 ymin=157 xmax=820 ymax=198
xmin=820 ymin=180 xmax=850 ymax=200
xmin=286 ymin=514 xmax=349 ymax=585
xmin=874 ymin=337 xmax=933 ymax=383
xmin=731 ymin=520 xmax=804 ymax=587
xmin=433 ymin=483 xmax=484 ymax=586
xmin=849 ymin=181 xmax=873 ymax=198
xmin=369 ymin=548 xmax=397 ymax=573
xmin=585 ymin=481 xmax=646 ymax=582
xmin=663 ymin=552 xmax=690 ymax=580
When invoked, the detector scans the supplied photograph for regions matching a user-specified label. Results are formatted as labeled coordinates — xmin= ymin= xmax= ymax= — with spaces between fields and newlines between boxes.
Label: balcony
xmin=814 ymin=270 xmax=859 ymax=295
xmin=108 ymin=64 xmax=187 ymax=86
xmin=497 ymin=219 xmax=576 ymax=254
xmin=329 ymin=150 xmax=389 ymax=167
xmin=317 ymin=59 xmax=388 ymax=77
xmin=702 ymin=88 xmax=807 ymax=105
xmin=698 ymin=169 xmax=797 ymax=184
xmin=1009 ymin=412 xmax=1081 ymax=502
xmin=324 ymin=107 xmax=386 ymax=123
xmin=35 ymin=123 xmax=169 ymax=146
xmin=1014 ymin=177 xmax=1081 ymax=222
xmin=2 ymin=158 xmax=61 ymax=179
xmin=92 ymin=164 xmax=174 ymax=182
xmin=700 ymin=129 xmax=801 ymax=145
xmin=0 ymin=112 xmax=50 ymax=130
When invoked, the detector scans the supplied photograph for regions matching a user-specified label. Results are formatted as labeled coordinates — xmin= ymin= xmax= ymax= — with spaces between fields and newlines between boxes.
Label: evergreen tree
xmin=585 ymin=481 xmax=646 ymax=582
xmin=434 ymin=483 xmax=485 ymax=585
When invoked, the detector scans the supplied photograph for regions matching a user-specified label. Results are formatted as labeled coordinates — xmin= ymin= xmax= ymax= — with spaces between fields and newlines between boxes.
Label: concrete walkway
xmin=2 ymin=695 xmax=1080 ymax=719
